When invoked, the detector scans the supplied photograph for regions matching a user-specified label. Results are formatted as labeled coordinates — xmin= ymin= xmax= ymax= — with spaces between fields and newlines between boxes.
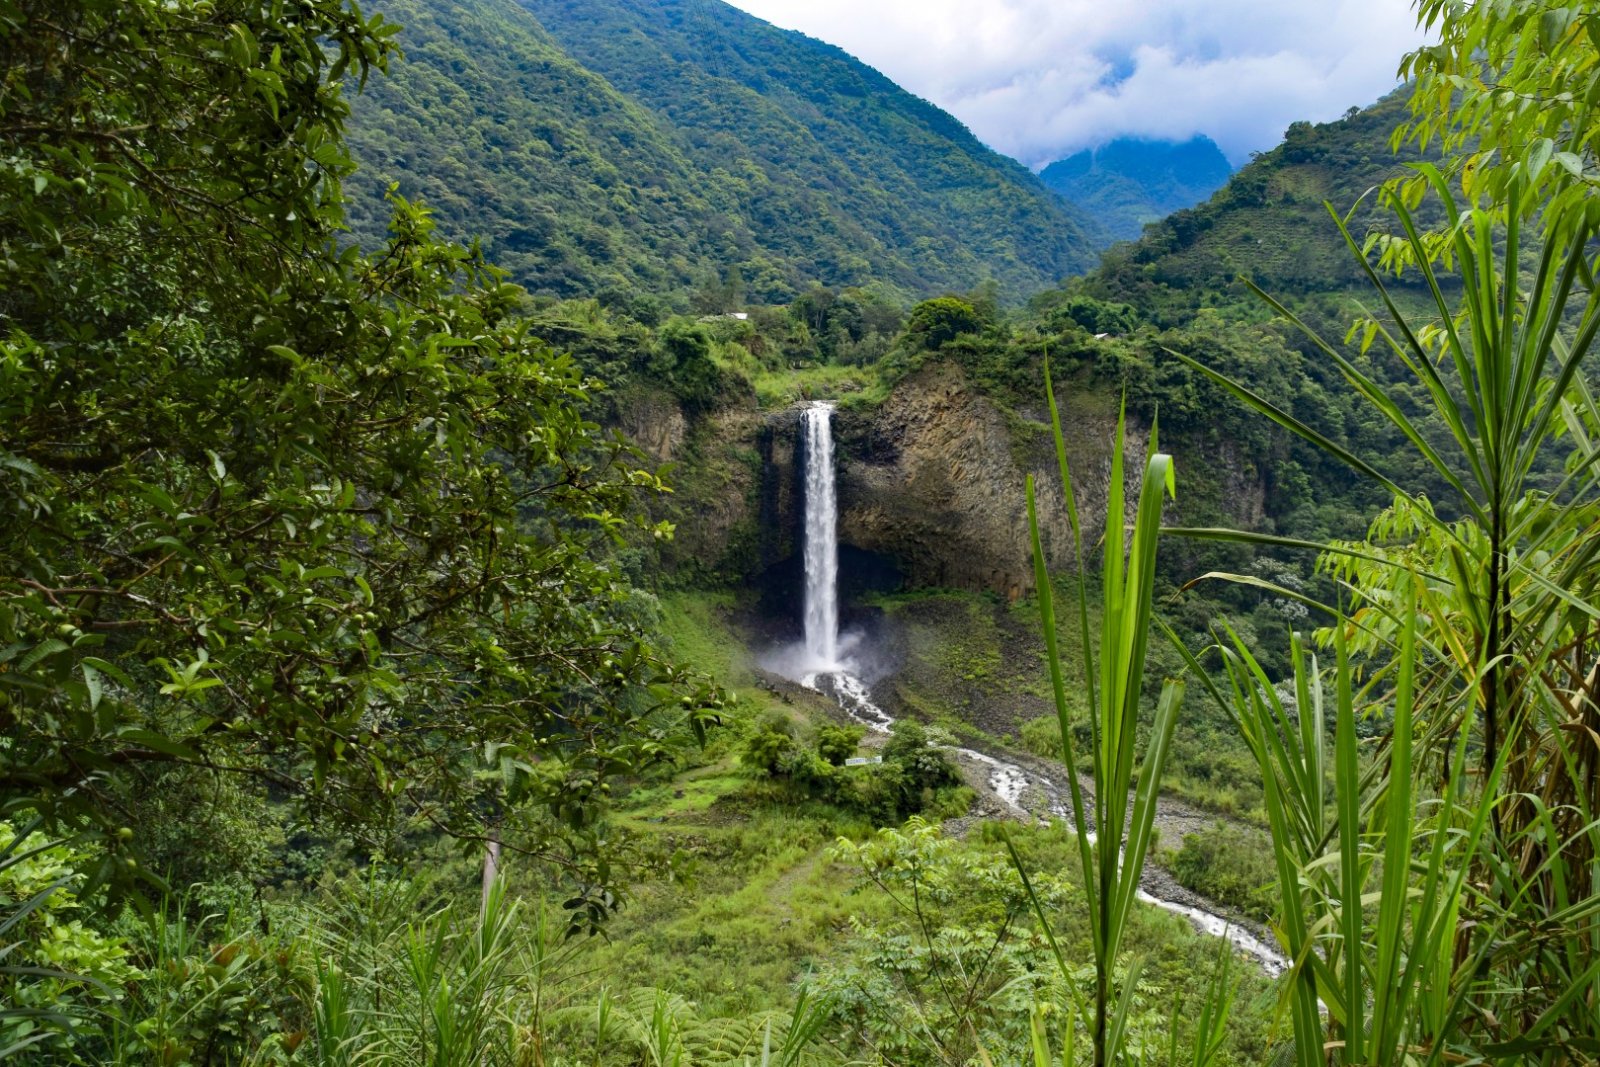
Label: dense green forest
xmin=5 ymin=0 xmax=1600 ymax=1064
xmin=341 ymin=0 xmax=1104 ymax=305
xmin=1079 ymin=90 xmax=1434 ymax=326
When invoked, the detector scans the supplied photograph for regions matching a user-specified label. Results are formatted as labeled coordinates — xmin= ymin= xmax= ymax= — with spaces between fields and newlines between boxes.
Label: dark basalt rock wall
xmin=628 ymin=358 xmax=1263 ymax=604
xmin=832 ymin=362 xmax=1138 ymax=599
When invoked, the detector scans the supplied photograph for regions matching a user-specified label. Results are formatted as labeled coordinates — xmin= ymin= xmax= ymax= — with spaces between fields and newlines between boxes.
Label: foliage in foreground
xmin=1163 ymin=5 xmax=1600 ymax=1057
xmin=0 ymin=0 xmax=717 ymax=905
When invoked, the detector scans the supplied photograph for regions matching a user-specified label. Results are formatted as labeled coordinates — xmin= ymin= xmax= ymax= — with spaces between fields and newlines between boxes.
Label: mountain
xmin=1074 ymin=90 xmax=1440 ymax=328
xmin=1039 ymin=136 xmax=1232 ymax=242
xmin=341 ymin=0 xmax=1106 ymax=304
xmin=1052 ymin=86 xmax=1459 ymax=550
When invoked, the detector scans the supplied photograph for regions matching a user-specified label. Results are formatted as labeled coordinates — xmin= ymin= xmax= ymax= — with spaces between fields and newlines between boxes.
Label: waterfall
xmin=801 ymin=402 xmax=839 ymax=669
xmin=779 ymin=398 xmax=1286 ymax=976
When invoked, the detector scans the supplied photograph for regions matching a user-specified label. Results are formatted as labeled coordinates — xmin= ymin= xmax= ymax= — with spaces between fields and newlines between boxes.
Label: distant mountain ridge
xmin=1039 ymin=136 xmax=1233 ymax=242
xmin=341 ymin=0 xmax=1106 ymax=304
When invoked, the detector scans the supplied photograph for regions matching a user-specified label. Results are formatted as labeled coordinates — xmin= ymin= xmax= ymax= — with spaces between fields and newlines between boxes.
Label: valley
xmin=340 ymin=0 xmax=1104 ymax=303
xmin=5 ymin=0 xmax=1600 ymax=1063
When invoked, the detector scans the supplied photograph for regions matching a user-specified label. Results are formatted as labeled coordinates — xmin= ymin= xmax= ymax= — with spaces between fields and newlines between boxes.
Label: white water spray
xmin=801 ymin=403 xmax=840 ymax=671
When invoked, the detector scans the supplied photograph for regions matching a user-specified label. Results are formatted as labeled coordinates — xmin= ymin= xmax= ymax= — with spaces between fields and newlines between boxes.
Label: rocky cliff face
xmin=624 ymin=389 xmax=808 ymax=592
xmin=635 ymin=360 xmax=1150 ymax=601
xmin=834 ymin=362 xmax=1141 ymax=599
xmin=615 ymin=386 xmax=689 ymax=465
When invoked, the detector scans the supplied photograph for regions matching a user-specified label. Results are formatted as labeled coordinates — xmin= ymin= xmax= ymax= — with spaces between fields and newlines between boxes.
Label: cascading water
xmin=783 ymin=399 xmax=1285 ymax=976
xmin=801 ymin=403 xmax=840 ymax=671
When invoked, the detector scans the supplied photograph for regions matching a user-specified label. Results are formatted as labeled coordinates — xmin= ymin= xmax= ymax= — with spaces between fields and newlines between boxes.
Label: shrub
xmin=1168 ymin=822 xmax=1276 ymax=922
xmin=882 ymin=722 xmax=962 ymax=814
xmin=815 ymin=724 xmax=866 ymax=766
xmin=903 ymin=297 xmax=984 ymax=350
xmin=743 ymin=718 xmax=967 ymax=824
xmin=741 ymin=712 xmax=799 ymax=776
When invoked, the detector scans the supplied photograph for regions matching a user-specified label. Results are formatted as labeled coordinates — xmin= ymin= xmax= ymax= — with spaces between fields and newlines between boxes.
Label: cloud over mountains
xmin=724 ymin=0 xmax=1426 ymax=166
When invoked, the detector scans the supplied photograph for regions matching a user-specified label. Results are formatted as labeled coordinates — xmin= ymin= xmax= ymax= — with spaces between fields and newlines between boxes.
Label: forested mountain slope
xmin=1039 ymin=136 xmax=1233 ymax=242
xmin=342 ymin=0 xmax=1104 ymax=304
xmin=1078 ymin=89 xmax=1434 ymax=328
xmin=342 ymin=0 xmax=728 ymax=300
xmin=522 ymin=0 xmax=1104 ymax=296
xmin=1010 ymin=88 xmax=1454 ymax=576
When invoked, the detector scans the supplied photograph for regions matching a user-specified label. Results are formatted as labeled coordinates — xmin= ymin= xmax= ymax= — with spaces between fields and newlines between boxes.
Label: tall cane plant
xmin=1014 ymin=382 xmax=1185 ymax=1067
xmin=1165 ymin=162 xmax=1600 ymax=1059
xmin=1171 ymin=606 xmax=1514 ymax=1066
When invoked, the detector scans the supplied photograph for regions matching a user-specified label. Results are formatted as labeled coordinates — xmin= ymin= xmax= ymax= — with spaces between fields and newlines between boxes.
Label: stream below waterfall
xmin=804 ymin=667 xmax=1287 ymax=978
xmin=785 ymin=401 xmax=1287 ymax=979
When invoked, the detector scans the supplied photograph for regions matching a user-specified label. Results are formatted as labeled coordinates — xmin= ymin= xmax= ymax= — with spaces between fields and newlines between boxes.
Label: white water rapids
xmin=784 ymin=400 xmax=1287 ymax=977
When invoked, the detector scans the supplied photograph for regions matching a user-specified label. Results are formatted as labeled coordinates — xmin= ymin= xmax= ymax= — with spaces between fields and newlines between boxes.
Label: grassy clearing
xmin=656 ymin=590 xmax=750 ymax=683
xmin=742 ymin=362 xmax=891 ymax=411
xmin=612 ymin=758 xmax=749 ymax=828
xmin=574 ymin=800 xmax=883 ymax=1017
xmin=593 ymin=589 xmax=880 ymax=1014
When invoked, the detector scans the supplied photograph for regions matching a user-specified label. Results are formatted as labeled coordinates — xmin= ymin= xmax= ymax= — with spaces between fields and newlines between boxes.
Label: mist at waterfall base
xmin=760 ymin=625 xmax=893 ymax=688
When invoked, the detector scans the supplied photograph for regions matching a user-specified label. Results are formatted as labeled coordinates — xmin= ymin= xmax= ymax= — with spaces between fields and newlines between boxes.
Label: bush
xmin=903 ymin=297 xmax=984 ymax=350
xmin=0 ymin=824 xmax=305 ymax=1064
xmin=816 ymin=724 xmax=865 ymax=766
xmin=882 ymin=722 xmax=962 ymax=814
xmin=743 ymin=718 xmax=968 ymax=824
xmin=0 ymin=825 xmax=139 ymax=1058
xmin=1019 ymin=715 xmax=1093 ymax=771
xmin=1168 ymin=822 xmax=1276 ymax=922
xmin=742 ymin=712 xmax=799 ymax=776
xmin=646 ymin=318 xmax=730 ymax=410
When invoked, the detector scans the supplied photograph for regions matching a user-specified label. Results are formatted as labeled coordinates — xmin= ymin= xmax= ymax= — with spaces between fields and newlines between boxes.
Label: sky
xmin=722 ymin=0 xmax=1428 ymax=169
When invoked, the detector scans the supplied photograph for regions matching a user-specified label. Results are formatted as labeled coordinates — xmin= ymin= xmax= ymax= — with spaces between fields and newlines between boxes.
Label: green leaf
xmin=116 ymin=730 xmax=200 ymax=761
xmin=81 ymin=663 xmax=103 ymax=710
xmin=17 ymin=639 xmax=70 ymax=672
xmin=79 ymin=656 xmax=134 ymax=688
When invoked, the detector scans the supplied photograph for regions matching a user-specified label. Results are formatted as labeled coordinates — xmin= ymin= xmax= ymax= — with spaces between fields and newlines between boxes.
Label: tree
xmin=1395 ymin=0 xmax=1600 ymax=246
xmin=647 ymin=318 xmax=725 ymax=411
xmin=0 ymin=0 xmax=716 ymax=907
xmin=690 ymin=265 xmax=746 ymax=315
xmin=791 ymin=284 xmax=838 ymax=336
xmin=903 ymin=297 xmax=984 ymax=351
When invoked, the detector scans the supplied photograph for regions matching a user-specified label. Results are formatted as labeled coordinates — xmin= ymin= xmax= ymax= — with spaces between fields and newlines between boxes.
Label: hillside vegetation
xmin=1079 ymin=90 xmax=1434 ymax=327
xmin=343 ymin=0 xmax=1105 ymax=305
xmin=8 ymin=0 xmax=1600 ymax=1064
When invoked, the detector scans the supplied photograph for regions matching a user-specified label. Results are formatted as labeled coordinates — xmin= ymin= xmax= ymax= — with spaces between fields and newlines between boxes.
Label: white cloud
xmin=723 ymin=0 xmax=1428 ymax=167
